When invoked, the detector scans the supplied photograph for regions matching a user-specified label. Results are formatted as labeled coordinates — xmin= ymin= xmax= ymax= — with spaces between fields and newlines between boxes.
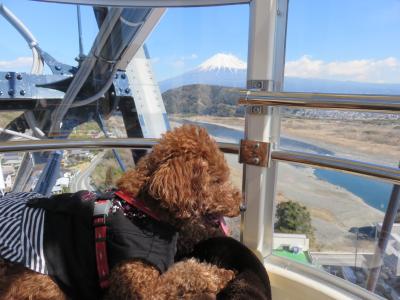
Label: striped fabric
xmin=0 ymin=192 xmax=47 ymax=274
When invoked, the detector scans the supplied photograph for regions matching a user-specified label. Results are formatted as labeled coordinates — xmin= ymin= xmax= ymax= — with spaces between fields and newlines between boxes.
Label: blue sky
xmin=1 ymin=0 xmax=400 ymax=82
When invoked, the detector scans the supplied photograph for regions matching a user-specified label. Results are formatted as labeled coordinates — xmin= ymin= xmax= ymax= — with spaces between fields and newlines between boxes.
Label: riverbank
xmin=170 ymin=115 xmax=389 ymax=251
xmin=172 ymin=115 xmax=399 ymax=166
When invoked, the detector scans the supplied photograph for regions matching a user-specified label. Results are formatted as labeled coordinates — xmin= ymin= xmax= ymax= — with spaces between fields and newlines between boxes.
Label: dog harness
xmin=0 ymin=191 xmax=178 ymax=300
xmin=92 ymin=191 xmax=164 ymax=289
xmin=93 ymin=199 xmax=112 ymax=289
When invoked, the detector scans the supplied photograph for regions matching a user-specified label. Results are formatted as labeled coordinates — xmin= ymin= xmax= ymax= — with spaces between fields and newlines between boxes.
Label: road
xmin=70 ymin=152 xmax=105 ymax=192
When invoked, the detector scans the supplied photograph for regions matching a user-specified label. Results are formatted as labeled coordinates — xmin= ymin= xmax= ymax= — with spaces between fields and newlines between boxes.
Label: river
xmin=181 ymin=120 xmax=394 ymax=212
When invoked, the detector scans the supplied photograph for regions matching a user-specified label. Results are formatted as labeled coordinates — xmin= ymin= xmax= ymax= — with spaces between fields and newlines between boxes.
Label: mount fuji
xmin=160 ymin=53 xmax=400 ymax=96
xmin=159 ymin=53 xmax=247 ymax=92
xmin=160 ymin=53 xmax=400 ymax=119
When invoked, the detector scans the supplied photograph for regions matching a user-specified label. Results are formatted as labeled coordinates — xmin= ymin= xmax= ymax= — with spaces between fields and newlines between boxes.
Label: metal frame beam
xmin=241 ymin=0 xmax=288 ymax=258
xmin=0 ymin=138 xmax=239 ymax=154
xmin=272 ymin=150 xmax=400 ymax=185
xmin=33 ymin=0 xmax=250 ymax=7
xmin=239 ymin=92 xmax=400 ymax=113
xmin=0 ymin=139 xmax=398 ymax=185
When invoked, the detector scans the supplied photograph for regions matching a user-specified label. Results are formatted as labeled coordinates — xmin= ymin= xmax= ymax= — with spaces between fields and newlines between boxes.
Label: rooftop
xmin=273 ymin=249 xmax=311 ymax=265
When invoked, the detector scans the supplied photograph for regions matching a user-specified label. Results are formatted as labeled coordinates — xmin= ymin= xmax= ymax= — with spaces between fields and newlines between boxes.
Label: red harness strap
xmin=93 ymin=200 xmax=112 ymax=289
xmin=93 ymin=192 xmax=161 ymax=290
xmin=115 ymin=190 xmax=161 ymax=221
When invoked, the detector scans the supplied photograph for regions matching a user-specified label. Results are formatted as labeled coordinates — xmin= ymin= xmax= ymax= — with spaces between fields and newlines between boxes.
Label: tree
xmin=275 ymin=201 xmax=314 ymax=237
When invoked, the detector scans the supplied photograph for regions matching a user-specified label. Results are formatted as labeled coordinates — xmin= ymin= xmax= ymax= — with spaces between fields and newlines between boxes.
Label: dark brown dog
xmin=0 ymin=125 xmax=242 ymax=299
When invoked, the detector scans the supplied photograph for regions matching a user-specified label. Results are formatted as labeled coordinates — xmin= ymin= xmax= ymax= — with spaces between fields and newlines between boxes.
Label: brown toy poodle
xmin=0 ymin=125 xmax=242 ymax=300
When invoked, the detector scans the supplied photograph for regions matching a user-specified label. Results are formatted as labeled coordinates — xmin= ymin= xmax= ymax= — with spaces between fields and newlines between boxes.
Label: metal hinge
xmin=246 ymin=79 xmax=274 ymax=91
xmin=239 ymin=139 xmax=270 ymax=167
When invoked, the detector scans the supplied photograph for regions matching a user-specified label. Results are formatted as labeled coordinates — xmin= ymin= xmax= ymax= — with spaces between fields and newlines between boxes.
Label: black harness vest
xmin=32 ymin=191 xmax=178 ymax=300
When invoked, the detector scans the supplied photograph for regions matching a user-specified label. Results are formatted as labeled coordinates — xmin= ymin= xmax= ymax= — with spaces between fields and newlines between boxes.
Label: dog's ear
xmin=116 ymin=164 xmax=150 ymax=197
xmin=148 ymin=156 xmax=211 ymax=219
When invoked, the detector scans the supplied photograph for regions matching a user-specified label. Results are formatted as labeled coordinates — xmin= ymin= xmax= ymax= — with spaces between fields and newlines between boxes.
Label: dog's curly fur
xmin=0 ymin=125 xmax=242 ymax=300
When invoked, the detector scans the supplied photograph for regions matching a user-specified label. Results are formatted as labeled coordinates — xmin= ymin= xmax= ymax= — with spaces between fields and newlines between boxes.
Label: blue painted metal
xmin=37 ymin=47 xmax=77 ymax=75
xmin=33 ymin=150 xmax=63 ymax=196
xmin=0 ymin=72 xmax=66 ymax=105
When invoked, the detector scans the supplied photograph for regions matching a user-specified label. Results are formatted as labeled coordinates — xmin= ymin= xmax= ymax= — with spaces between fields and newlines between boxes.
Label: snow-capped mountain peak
xmin=197 ymin=53 xmax=247 ymax=72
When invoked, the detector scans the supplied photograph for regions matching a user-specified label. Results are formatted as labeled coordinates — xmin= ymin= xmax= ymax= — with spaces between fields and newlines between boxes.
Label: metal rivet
xmin=8 ymin=89 xmax=14 ymax=96
xmin=5 ymin=73 xmax=11 ymax=80
xmin=125 ymin=88 xmax=131 ymax=94
xmin=239 ymin=204 xmax=247 ymax=212
xmin=16 ymin=74 xmax=22 ymax=80
xmin=252 ymin=106 xmax=262 ymax=114
xmin=20 ymin=90 xmax=26 ymax=96
xmin=254 ymin=143 xmax=260 ymax=149
xmin=277 ymin=9 xmax=282 ymax=16
xmin=252 ymin=157 xmax=260 ymax=164
xmin=0 ymin=91 xmax=3 ymax=96
xmin=55 ymin=66 xmax=61 ymax=71
xmin=121 ymin=73 xmax=126 ymax=79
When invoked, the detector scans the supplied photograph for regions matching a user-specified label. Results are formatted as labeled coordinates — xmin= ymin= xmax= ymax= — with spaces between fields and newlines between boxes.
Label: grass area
xmin=91 ymin=149 xmax=135 ymax=191
xmin=273 ymin=249 xmax=311 ymax=265
xmin=0 ymin=112 xmax=23 ymax=127
xmin=69 ymin=121 xmax=102 ymax=139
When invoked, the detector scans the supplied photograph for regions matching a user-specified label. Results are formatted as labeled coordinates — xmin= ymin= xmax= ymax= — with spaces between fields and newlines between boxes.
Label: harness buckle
xmin=93 ymin=200 xmax=112 ymax=217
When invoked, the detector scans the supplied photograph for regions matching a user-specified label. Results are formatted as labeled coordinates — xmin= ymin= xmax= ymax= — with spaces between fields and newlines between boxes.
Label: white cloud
xmin=171 ymin=59 xmax=186 ymax=69
xmin=170 ymin=54 xmax=199 ymax=69
xmin=0 ymin=56 xmax=32 ymax=72
xmin=285 ymin=55 xmax=400 ymax=84
xmin=150 ymin=57 xmax=160 ymax=64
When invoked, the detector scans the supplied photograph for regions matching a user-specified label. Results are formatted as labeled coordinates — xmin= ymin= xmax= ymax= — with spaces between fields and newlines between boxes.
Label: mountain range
xmin=160 ymin=53 xmax=400 ymax=119
xmin=160 ymin=54 xmax=246 ymax=92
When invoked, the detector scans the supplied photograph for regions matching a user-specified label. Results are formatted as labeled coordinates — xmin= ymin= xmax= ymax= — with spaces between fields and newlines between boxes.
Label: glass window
xmin=144 ymin=5 xmax=249 ymax=240
xmin=274 ymin=161 xmax=398 ymax=298
xmin=284 ymin=0 xmax=400 ymax=95
xmin=146 ymin=5 xmax=248 ymax=124
xmin=276 ymin=1 xmax=400 ymax=297
xmin=0 ymin=2 xmax=247 ymax=207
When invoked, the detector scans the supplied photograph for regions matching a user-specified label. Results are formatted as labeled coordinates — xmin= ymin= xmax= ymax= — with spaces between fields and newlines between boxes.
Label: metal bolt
xmin=55 ymin=66 xmax=61 ymax=71
xmin=114 ymin=74 xmax=119 ymax=79
xmin=0 ymin=91 xmax=3 ymax=96
xmin=20 ymin=90 xmax=26 ymax=96
xmin=251 ymin=106 xmax=262 ymax=114
xmin=8 ymin=89 xmax=14 ymax=96
xmin=121 ymin=73 xmax=126 ymax=79
xmin=125 ymin=88 xmax=131 ymax=94
xmin=5 ymin=73 xmax=11 ymax=80
xmin=239 ymin=204 xmax=247 ymax=212
xmin=16 ymin=74 xmax=22 ymax=80
xmin=254 ymin=143 xmax=260 ymax=149
xmin=252 ymin=157 xmax=260 ymax=164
